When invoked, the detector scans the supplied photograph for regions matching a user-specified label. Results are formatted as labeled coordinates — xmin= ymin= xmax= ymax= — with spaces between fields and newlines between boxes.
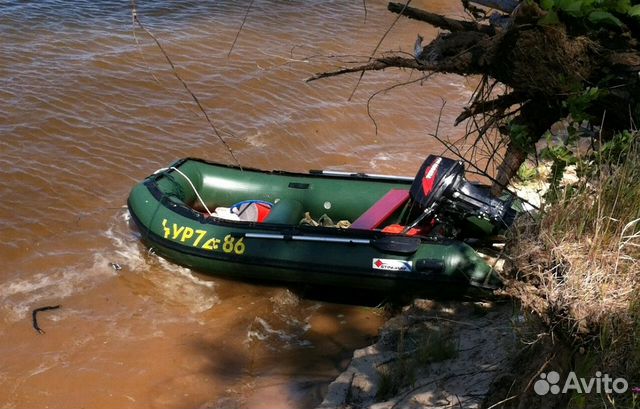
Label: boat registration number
xmin=161 ymin=219 xmax=246 ymax=255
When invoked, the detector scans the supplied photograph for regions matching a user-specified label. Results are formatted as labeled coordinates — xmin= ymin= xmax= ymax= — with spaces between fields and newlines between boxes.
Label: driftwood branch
xmin=32 ymin=305 xmax=61 ymax=334
xmin=388 ymin=2 xmax=495 ymax=35
xmin=308 ymin=0 xmax=640 ymax=196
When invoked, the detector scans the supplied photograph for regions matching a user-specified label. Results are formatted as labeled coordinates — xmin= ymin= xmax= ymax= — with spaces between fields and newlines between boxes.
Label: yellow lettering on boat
xmin=160 ymin=220 xmax=245 ymax=255
xmin=172 ymin=224 xmax=185 ymax=240
xmin=223 ymin=235 xmax=234 ymax=253
xmin=180 ymin=227 xmax=194 ymax=242
xmin=162 ymin=219 xmax=170 ymax=238
xmin=202 ymin=238 xmax=216 ymax=250
xmin=222 ymin=235 xmax=245 ymax=255
xmin=234 ymin=237 xmax=246 ymax=255
xmin=193 ymin=229 xmax=207 ymax=246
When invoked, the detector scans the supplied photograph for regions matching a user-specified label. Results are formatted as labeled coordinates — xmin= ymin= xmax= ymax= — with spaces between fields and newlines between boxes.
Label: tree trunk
xmin=492 ymin=141 xmax=527 ymax=196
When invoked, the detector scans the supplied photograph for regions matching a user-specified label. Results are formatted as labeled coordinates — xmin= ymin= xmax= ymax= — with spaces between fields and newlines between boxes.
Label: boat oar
xmin=244 ymin=233 xmax=420 ymax=254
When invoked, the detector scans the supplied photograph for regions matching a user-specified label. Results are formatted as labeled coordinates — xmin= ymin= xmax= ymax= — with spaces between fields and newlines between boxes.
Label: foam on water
xmin=0 ymin=254 xmax=118 ymax=323
xmin=246 ymin=317 xmax=313 ymax=350
xmin=244 ymin=290 xmax=319 ymax=350
xmin=104 ymin=208 xmax=219 ymax=314
xmin=0 ymin=205 xmax=220 ymax=324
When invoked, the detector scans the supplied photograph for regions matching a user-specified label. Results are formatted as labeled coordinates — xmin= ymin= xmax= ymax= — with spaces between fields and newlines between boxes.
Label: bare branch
xmin=388 ymin=2 xmax=495 ymax=35
xmin=306 ymin=56 xmax=424 ymax=82
xmin=366 ymin=73 xmax=435 ymax=134
xmin=131 ymin=1 xmax=242 ymax=169
xmin=362 ymin=0 xmax=368 ymax=23
xmin=305 ymin=49 xmax=487 ymax=82
xmin=348 ymin=0 xmax=412 ymax=100
xmin=455 ymin=91 xmax=528 ymax=125
xmin=228 ymin=0 xmax=255 ymax=57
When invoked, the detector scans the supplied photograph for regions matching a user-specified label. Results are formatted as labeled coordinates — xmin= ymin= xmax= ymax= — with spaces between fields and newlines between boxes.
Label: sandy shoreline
xmin=317 ymin=300 xmax=519 ymax=409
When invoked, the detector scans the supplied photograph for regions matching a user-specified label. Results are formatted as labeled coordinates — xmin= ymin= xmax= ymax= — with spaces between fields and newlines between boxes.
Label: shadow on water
xmin=294 ymin=282 xmax=496 ymax=306
xmin=187 ymin=304 xmax=373 ymax=408
xmin=165 ymin=275 xmax=380 ymax=407
xmin=207 ymin=275 xmax=496 ymax=307
xmin=177 ymin=272 xmax=498 ymax=408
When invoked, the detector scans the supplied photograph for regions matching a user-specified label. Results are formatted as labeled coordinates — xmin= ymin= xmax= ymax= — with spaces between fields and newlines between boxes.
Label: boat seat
xmin=351 ymin=189 xmax=410 ymax=230
xmin=263 ymin=199 xmax=303 ymax=225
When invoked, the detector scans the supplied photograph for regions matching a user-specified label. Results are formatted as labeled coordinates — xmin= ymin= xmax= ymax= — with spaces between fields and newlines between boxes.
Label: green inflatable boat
xmin=127 ymin=155 xmax=516 ymax=292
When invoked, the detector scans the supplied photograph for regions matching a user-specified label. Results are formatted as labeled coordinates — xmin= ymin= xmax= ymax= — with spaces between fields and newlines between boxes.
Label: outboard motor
xmin=408 ymin=155 xmax=516 ymax=233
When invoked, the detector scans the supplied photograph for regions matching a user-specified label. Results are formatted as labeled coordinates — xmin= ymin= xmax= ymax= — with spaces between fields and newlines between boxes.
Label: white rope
xmin=154 ymin=167 xmax=214 ymax=217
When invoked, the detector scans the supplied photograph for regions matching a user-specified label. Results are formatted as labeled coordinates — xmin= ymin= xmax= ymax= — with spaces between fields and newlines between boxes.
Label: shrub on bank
xmin=504 ymin=132 xmax=640 ymax=406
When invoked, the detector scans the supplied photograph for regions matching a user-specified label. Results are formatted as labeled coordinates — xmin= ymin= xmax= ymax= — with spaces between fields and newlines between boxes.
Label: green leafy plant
xmin=563 ymin=87 xmax=604 ymax=124
xmin=538 ymin=0 xmax=640 ymax=27
xmin=517 ymin=163 xmax=539 ymax=182
xmin=510 ymin=122 xmax=536 ymax=153
xmin=541 ymin=134 xmax=578 ymax=199
xmin=598 ymin=129 xmax=637 ymax=164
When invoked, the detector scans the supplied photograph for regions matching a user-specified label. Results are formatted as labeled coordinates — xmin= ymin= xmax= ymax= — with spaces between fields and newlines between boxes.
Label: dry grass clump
xmin=504 ymin=136 xmax=640 ymax=377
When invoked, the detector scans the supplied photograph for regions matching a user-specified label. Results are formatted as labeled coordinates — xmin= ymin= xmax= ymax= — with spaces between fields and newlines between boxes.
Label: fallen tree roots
xmin=307 ymin=1 xmax=640 ymax=192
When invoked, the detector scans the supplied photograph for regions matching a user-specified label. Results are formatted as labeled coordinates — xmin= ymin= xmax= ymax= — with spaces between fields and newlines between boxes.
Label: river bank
xmin=317 ymin=299 xmax=519 ymax=409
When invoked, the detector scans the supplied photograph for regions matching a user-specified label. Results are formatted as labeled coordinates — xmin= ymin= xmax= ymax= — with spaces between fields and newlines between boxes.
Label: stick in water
xmin=32 ymin=305 xmax=61 ymax=334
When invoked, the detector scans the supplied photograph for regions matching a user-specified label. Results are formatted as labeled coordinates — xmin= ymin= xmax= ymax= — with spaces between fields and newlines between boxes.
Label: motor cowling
xmin=410 ymin=155 xmax=516 ymax=229
xmin=410 ymin=155 xmax=463 ymax=209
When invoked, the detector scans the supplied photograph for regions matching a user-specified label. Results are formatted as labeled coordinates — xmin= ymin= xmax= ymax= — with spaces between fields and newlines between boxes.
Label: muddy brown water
xmin=1 ymin=1 xmax=477 ymax=407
